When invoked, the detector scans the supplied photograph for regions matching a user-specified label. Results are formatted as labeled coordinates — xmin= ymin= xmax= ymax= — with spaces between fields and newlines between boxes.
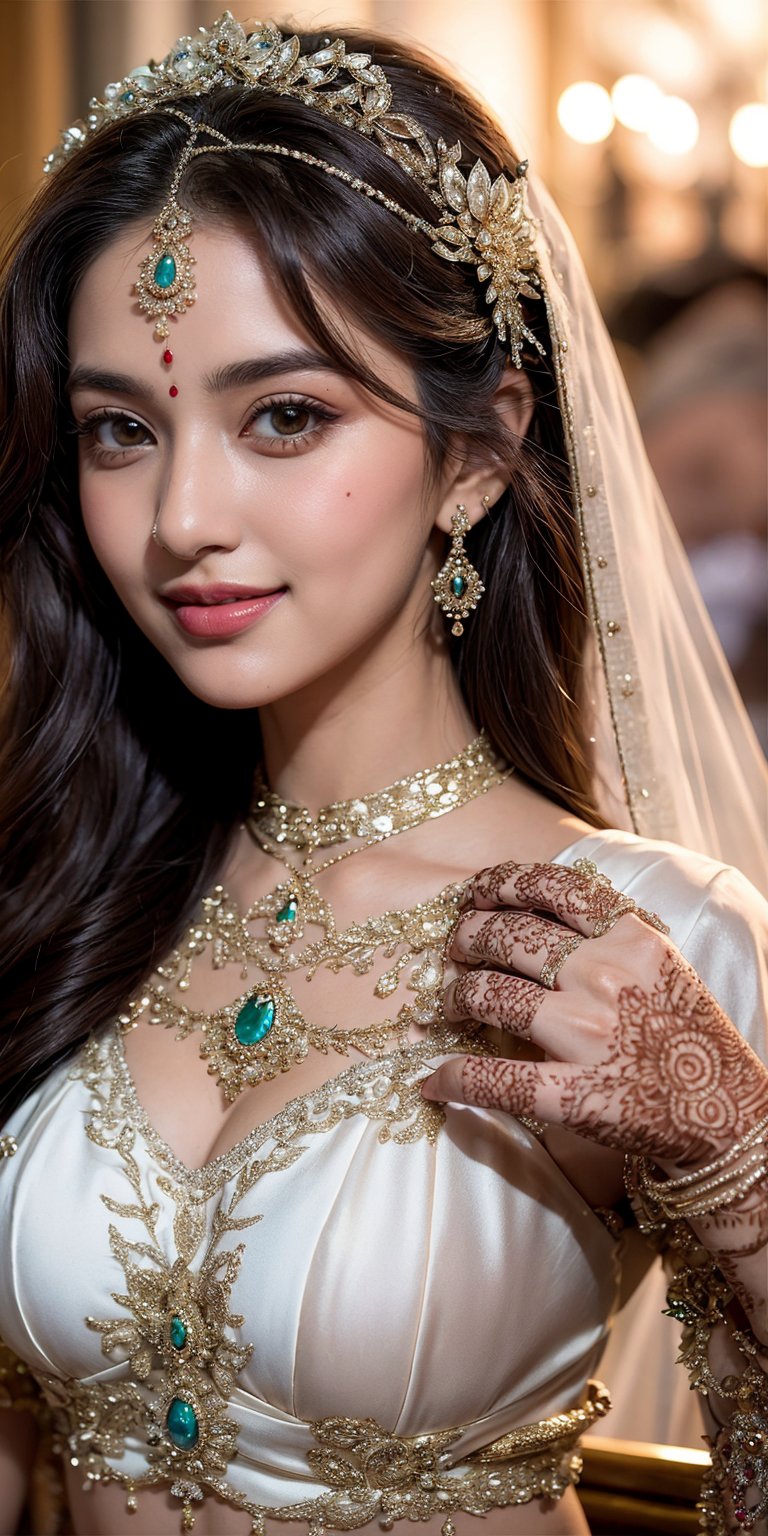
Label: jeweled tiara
xmin=45 ymin=11 xmax=544 ymax=365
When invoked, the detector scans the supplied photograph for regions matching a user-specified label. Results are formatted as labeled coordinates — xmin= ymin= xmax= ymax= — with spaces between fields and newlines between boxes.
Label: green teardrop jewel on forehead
xmin=134 ymin=196 xmax=196 ymax=342
xmin=153 ymin=252 xmax=178 ymax=289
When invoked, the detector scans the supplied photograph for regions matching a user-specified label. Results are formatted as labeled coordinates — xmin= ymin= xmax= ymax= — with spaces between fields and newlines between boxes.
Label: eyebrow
xmin=67 ymin=348 xmax=343 ymax=399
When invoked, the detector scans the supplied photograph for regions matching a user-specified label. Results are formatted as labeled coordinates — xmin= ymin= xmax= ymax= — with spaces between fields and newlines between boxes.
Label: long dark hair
xmin=0 ymin=28 xmax=605 ymax=1118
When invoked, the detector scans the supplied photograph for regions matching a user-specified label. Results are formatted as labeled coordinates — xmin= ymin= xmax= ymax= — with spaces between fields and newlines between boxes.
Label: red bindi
xmin=169 ymin=385 xmax=179 ymax=398
xmin=162 ymin=349 xmax=173 ymax=365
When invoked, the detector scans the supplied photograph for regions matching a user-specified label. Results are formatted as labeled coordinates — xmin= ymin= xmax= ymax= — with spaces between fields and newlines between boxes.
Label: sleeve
xmin=678 ymin=863 xmax=768 ymax=1066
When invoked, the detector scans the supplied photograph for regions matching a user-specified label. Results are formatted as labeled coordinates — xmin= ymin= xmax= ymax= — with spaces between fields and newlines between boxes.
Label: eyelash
xmin=72 ymin=394 xmax=339 ymax=465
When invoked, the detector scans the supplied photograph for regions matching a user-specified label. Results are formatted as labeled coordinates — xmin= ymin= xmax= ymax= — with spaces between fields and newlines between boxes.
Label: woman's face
xmin=68 ymin=221 xmax=451 ymax=709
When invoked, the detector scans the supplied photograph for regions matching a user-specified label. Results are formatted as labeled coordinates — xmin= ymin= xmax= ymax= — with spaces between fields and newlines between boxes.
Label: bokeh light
xmin=557 ymin=81 xmax=615 ymax=144
xmin=612 ymin=74 xmax=663 ymax=132
xmin=729 ymin=103 xmax=768 ymax=167
xmin=647 ymin=96 xmax=700 ymax=156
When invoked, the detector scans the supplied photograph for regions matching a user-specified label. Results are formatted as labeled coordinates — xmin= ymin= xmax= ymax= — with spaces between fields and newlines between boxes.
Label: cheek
xmin=79 ymin=470 xmax=147 ymax=603
xmin=289 ymin=430 xmax=430 ymax=585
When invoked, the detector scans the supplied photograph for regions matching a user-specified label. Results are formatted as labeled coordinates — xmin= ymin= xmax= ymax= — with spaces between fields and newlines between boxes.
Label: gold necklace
xmin=249 ymin=731 xmax=506 ymax=854
xmin=119 ymin=733 xmax=511 ymax=1100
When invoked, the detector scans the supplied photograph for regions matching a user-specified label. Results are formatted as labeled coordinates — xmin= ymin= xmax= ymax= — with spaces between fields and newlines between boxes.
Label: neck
xmin=258 ymin=629 xmax=477 ymax=814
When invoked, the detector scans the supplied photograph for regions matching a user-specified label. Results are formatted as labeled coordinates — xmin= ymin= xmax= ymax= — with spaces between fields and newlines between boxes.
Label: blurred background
xmin=2 ymin=0 xmax=765 ymax=745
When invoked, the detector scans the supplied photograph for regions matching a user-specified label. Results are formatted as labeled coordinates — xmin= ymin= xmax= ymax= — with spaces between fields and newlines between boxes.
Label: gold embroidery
xmin=47 ymin=1030 xmax=467 ymax=1527
xmin=37 ymin=1371 xmax=596 ymax=1535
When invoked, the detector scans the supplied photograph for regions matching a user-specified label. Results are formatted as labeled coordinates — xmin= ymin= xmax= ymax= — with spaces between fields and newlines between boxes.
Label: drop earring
xmin=432 ymin=500 xmax=487 ymax=637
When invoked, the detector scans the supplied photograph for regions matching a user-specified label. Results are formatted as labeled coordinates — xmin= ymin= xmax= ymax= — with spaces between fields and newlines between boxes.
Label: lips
xmin=160 ymin=584 xmax=286 ymax=638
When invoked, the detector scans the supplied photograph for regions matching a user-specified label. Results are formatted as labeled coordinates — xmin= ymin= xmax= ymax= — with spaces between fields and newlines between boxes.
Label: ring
xmin=573 ymin=857 xmax=669 ymax=937
xmin=540 ymin=933 xmax=583 ymax=990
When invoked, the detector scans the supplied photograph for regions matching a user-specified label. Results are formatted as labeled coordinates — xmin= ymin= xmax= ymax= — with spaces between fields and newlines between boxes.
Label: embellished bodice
xmin=3 ymin=828 xmax=763 ymax=1533
xmin=1 ymin=1021 xmax=618 ymax=1529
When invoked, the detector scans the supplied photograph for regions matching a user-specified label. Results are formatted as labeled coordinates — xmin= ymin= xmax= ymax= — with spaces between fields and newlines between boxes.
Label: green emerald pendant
xmin=276 ymin=897 xmax=298 ymax=924
xmin=452 ymin=574 xmax=465 ymax=597
xmin=166 ymin=1396 xmax=199 ymax=1449
xmin=235 ymin=994 xmax=275 ymax=1046
xmin=153 ymin=252 xmax=177 ymax=290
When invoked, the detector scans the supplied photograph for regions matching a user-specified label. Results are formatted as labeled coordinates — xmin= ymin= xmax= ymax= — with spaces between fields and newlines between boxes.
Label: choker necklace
xmin=249 ymin=732 xmax=507 ymax=855
xmin=119 ymin=733 xmax=511 ymax=1100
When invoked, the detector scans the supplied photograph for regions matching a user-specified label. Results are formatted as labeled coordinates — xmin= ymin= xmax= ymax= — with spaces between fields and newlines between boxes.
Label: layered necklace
xmin=118 ymin=733 xmax=510 ymax=1100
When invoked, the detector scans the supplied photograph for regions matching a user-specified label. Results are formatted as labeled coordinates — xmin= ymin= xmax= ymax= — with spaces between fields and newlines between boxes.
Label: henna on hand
xmin=467 ymin=861 xmax=634 ymax=935
xmin=446 ymin=970 xmax=544 ymax=1038
xmin=452 ymin=909 xmax=583 ymax=986
xmin=460 ymin=1057 xmax=539 ymax=1118
xmin=425 ymin=942 xmax=768 ymax=1171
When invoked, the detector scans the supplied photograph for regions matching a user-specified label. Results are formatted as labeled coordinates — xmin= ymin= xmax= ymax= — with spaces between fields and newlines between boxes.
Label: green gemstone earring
xmin=432 ymin=499 xmax=487 ymax=636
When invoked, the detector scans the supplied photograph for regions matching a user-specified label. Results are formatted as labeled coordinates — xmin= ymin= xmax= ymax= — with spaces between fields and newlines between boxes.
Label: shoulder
xmin=555 ymin=827 xmax=768 ymax=1060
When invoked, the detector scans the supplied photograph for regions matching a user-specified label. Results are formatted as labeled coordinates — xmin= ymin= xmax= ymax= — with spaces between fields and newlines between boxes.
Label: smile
xmin=161 ymin=586 xmax=286 ymax=638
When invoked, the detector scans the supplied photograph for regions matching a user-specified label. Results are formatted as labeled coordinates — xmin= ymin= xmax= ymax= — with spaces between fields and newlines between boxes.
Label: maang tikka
xmin=45 ymin=14 xmax=546 ymax=371
xmin=432 ymin=500 xmax=487 ymax=637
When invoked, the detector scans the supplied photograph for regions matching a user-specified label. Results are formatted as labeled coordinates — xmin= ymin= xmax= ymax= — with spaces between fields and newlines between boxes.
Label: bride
xmin=0 ymin=14 xmax=766 ymax=1536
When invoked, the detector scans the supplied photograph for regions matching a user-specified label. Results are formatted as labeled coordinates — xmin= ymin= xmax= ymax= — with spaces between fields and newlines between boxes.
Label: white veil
xmin=528 ymin=176 xmax=768 ymax=894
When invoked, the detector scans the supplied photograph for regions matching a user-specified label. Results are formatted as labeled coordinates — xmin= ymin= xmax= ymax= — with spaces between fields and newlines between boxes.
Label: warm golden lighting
xmin=729 ymin=103 xmax=768 ymax=167
xmin=648 ymin=96 xmax=700 ymax=156
xmin=612 ymin=75 xmax=663 ymax=133
xmin=557 ymin=82 xmax=615 ymax=145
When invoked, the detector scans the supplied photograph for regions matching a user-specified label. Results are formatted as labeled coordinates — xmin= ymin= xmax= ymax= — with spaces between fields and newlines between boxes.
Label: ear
xmin=433 ymin=364 xmax=534 ymax=534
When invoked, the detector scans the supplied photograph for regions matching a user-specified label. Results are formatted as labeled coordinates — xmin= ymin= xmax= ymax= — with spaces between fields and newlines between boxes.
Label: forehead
xmin=67 ymin=219 xmax=415 ymax=398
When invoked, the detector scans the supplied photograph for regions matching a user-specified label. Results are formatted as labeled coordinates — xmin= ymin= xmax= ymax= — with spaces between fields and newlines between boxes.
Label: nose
xmin=151 ymin=436 xmax=242 ymax=559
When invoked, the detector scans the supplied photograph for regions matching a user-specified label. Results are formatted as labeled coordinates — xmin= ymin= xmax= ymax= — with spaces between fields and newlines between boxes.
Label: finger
xmin=421 ymin=1055 xmax=619 ymax=1136
xmin=444 ymin=970 xmax=546 ymax=1040
xmin=465 ymin=860 xmax=637 ymax=938
xmin=421 ymin=1055 xmax=564 ymax=1120
xmin=450 ymin=908 xmax=584 ymax=989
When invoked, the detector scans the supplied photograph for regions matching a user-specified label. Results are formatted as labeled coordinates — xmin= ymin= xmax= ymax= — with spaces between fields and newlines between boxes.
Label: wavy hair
xmin=0 ymin=29 xmax=604 ymax=1118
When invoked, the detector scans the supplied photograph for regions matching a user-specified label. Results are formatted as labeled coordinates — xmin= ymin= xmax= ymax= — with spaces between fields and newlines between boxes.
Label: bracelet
xmin=626 ymin=1112 xmax=768 ymax=1223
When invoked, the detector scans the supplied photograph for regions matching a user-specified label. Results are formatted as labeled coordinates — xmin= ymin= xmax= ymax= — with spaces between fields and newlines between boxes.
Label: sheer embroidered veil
xmin=528 ymin=176 xmax=767 ymax=893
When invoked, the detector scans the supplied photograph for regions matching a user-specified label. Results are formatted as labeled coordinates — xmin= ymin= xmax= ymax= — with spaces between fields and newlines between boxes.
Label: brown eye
xmin=94 ymin=416 xmax=151 ymax=449
xmin=269 ymin=404 xmax=312 ymax=436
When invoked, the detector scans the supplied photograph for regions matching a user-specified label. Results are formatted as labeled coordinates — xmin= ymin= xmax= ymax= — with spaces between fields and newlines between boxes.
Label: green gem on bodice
xmin=153 ymin=252 xmax=177 ymax=289
xmin=169 ymin=1314 xmax=187 ymax=1351
xmin=451 ymin=574 xmax=465 ymax=597
xmin=276 ymin=897 xmax=298 ymax=924
xmin=235 ymin=994 xmax=275 ymax=1046
xmin=166 ymin=1396 xmax=199 ymax=1449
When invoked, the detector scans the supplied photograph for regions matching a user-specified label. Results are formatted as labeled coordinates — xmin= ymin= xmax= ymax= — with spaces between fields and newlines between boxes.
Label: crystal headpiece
xmin=45 ymin=12 xmax=544 ymax=366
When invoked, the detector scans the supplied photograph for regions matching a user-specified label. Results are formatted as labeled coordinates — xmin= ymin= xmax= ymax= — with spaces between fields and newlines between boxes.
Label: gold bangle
xmin=627 ymin=1113 xmax=768 ymax=1222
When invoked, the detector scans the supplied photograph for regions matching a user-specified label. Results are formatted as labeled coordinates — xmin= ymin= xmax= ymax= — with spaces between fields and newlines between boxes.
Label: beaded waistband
xmin=35 ymin=1369 xmax=611 ymax=1534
